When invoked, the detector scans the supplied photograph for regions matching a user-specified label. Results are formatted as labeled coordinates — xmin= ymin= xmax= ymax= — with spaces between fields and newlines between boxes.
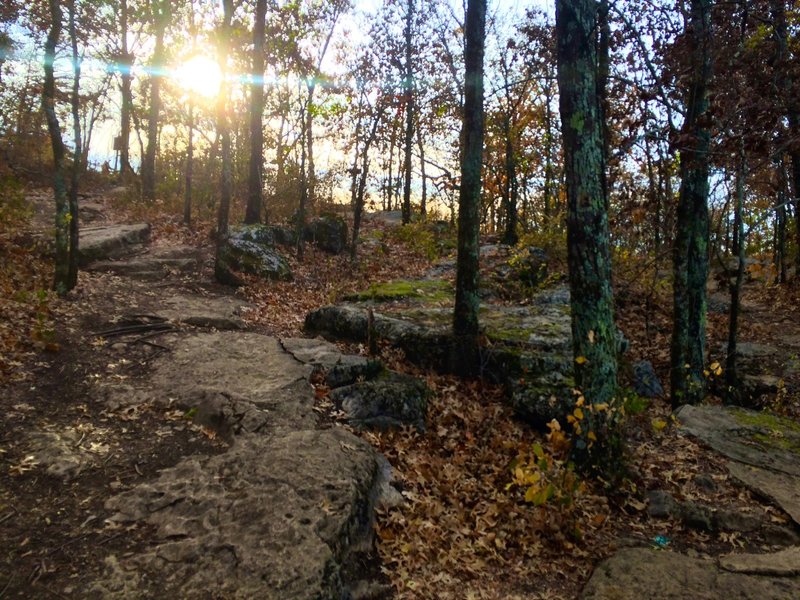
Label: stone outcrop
xmin=305 ymin=213 xmax=348 ymax=255
xmin=215 ymin=225 xmax=293 ymax=286
xmin=88 ymin=333 xmax=412 ymax=598
xmin=78 ymin=223 xmax=151 ymax=265
xmin=305 ymin=283 xmax=579 ymax=427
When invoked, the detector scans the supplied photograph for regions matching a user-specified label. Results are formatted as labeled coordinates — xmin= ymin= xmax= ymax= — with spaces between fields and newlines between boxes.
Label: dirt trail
xmin=0 ymin=193 xmax=392 ymax=599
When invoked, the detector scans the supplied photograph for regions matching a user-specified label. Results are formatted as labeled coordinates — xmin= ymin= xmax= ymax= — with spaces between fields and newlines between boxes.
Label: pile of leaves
xmin=0 ymin=186 xmax=57 ymax=385
xmin=240 ymin=221 xmax=433 ymax=336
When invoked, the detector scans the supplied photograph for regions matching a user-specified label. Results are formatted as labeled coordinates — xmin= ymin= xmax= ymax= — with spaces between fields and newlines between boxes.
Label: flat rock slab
xmin=676 ymin=404 xmax=800 ymax=477
xmin=720 ymin=546 xmax=800 ymax=576
xmin=87 ymin=245 xmax=199 ymax=280
xmin=94 ymin=429 xmax=380 ymax=599
xmin=150 ymin=332 xmax=315 ymax=433
xmin=79 ymin=223 xmax=151 ymax=265
xmin=157 ymin=293 xmax=250 ymax=330
xmin=364 ymin=210 xmax=403 ymax=225
xmin=581 ymin=547 xmax=800 ymax=599
xmin=728 ymin=461 xmax=800 ymax=526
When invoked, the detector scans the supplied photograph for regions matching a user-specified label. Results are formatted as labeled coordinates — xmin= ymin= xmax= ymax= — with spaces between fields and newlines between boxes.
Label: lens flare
xmin=175 ymin=55 xmax=222 ymax=98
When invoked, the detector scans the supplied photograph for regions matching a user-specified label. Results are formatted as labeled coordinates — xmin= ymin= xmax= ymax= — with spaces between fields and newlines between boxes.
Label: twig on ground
xmin=95 ymin=323 xmax=175 ymax=338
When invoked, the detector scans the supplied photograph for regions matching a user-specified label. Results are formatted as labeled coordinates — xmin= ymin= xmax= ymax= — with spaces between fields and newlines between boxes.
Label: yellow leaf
xmin=575 ymin=356 xmax=588 ymax=365
xmin=587 ymin=431 xmax=597 ymax=442
xmin=524 ymin=485 xmax=542 ymax=503
xmin=574 ymin=407 xmax=584 ymax=420
xmin=531 ymin=442 xmax=545 ymax=460
xmin=652 ymin=418 xmax=667 ymax=431
xmin=576 ymin=396 xmax=585 ymax=407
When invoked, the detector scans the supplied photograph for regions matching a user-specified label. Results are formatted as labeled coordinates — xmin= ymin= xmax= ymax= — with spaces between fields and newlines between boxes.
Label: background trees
xmin=3 ymin=0 xmax=800 ymax=405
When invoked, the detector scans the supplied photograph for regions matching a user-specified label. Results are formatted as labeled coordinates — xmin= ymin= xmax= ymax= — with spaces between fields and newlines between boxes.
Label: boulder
xmin=215 ymin=225 xmax=292 ymax=286
xmin=330 ymin=372 xmax=429 ymax=431
xmin=496 ymin=246 xmax=548 ymax=288
xmin=305 ymin=213 xmax=348 ymax=255
xmin=633 ymin=360 xmax=665 ymax=398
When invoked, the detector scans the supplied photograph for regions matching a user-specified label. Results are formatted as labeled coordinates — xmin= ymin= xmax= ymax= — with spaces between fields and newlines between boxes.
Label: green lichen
xmin=731 ymin=408 xmax=800 ymax=455
xmin=487 ymin=326 xmax=539 ymax=344
xmin=752 ymin=432 xmax=800 ymax=453
xmin=731 ymin=408 xmax=800 ymax=434
xmin=345 ymin=279 xmax=453 ymax=304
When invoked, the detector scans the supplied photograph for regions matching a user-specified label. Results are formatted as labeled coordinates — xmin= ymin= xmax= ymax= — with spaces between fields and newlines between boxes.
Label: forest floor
xmin=1 ymin=183 xmax=800 ymax=599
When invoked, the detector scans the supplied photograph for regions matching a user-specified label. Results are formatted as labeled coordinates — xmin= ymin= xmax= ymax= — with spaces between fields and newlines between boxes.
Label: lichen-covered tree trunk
xmin=43 ymin=0 xmax=71 ymax=296
xmin=671 ymin=0 xmax=712 ymax=407
xmin=245 ymin=0 xmax=267 ymax=225
xmin=452 ymin=0 xmax=486 ymax=376
xmin=555 ymin=0 xmax=618 ymax=407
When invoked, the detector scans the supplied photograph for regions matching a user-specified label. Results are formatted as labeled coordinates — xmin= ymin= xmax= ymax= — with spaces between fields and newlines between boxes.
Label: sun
xmin=175 ymin=55 xmax=222 ymax=99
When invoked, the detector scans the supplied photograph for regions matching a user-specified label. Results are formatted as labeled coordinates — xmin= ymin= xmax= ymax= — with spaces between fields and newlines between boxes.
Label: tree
xmin=452 ymin=0 xmax=486 ymax=375
xmin=42 ymin=0 xmax=73 ymax=296
xmin=142 ymin=0 xmax=170 ymax=201
xmin=245 ymin=0 xmax=267 ymax=225
xmin=401 ymin=0 xmax=414 ymax=225
xmin=555 ymin=0 xmax=618 ymax=414
xmin=213 ymin=0 xmax=234 ymax=282
xmin=670 ymin=0 xmax=712 ymax=407
xmin=67 ymin=0 xmax=81 ymax=289
xmin=118 ymin=0 xmax=133 ymax=176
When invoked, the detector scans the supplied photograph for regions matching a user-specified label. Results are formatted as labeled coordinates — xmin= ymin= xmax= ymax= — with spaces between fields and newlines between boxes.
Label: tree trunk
xmin=501 ymin=112 xmax=518 ymax=245
xmin=452 ymin=0 xmax=486 ymax=376
xmin=725 ymin=146 xmax=746 ymax=401
xmin=184 ymin=102 xmax=193 ymax=226
xmin=556 ymin=0 xmax=618 ymax=408
xmin=597 ymin=0 xmax=611 ymax=171
xmin=543 ymin=84 xmax=554 ymax=225
xmin=418 ymin=126 xmax=427 ymax=216
xmin=119 ymin=0 xmax=133 ymax=176
xmin=43 ymin=0 xmax=70 ymax=295
xmin=245 ymin=0 xmax=267 ymax=224
xmin=297 ymin=102 xmax=308 ymax=260
xmin=67 ymin=0 xmax=81 ymax=289
xmin=401 ymin=0 xmax=414 ymax=225
xmin=352 ymin=105 xmax=384 ymax=261
xmin=671 ymin=0 xmax=712 ymax=407
xmin=770 ymin=0 xmax=800 ymax=273
xmin=776 ymin=158 xmax=787 ymax=284
xmin=275 ymin=107 xmax=286 ymax=200
xmin=213 ymin=0 xmax=234 ymax=282
xmin=142 ymin=1 xmax=168 ymax=201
